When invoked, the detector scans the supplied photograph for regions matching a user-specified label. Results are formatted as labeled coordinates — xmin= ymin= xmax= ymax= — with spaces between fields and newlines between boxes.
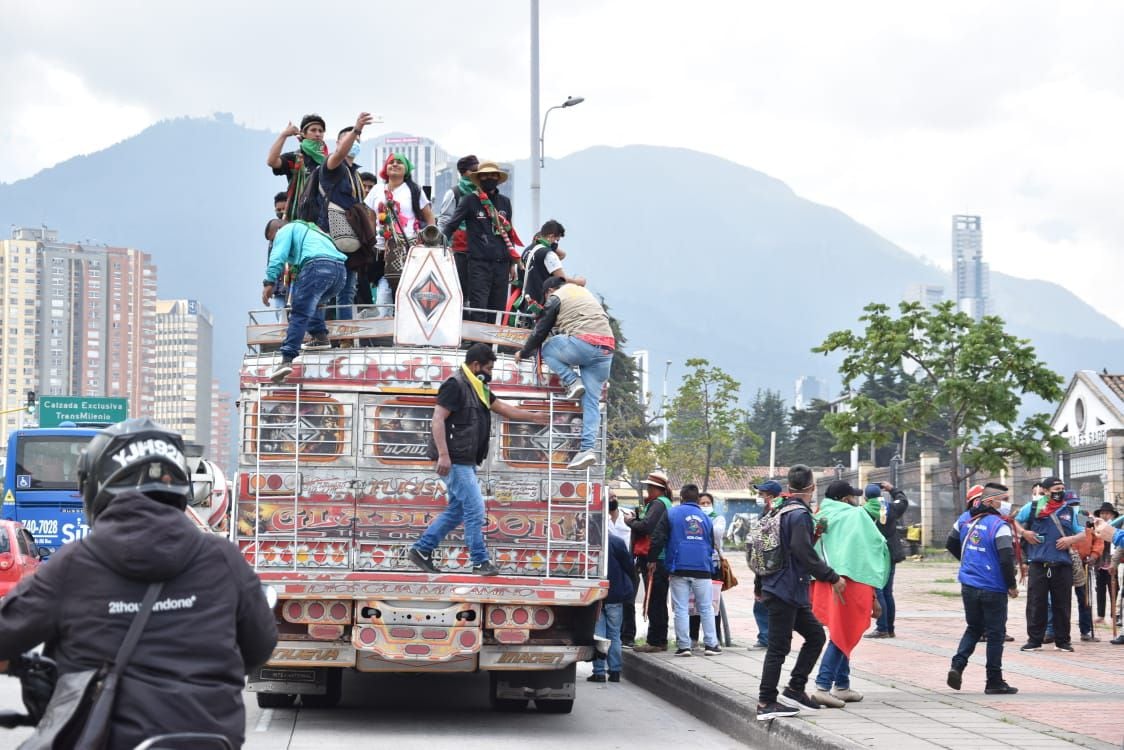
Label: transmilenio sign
xmin=38 ymin=396 xmax=128 ymax=428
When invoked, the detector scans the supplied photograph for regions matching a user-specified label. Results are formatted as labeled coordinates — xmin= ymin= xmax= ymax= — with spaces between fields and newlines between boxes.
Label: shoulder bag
xmin=1049 ymin=514 xmax=1087 ymax=587
xmin=20 ymin=582 xmax=164 ymax=750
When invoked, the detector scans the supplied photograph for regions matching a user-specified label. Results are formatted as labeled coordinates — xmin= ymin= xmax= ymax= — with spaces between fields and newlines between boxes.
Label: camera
xmin=1086 ymin=520 xmax=1095 ymax=529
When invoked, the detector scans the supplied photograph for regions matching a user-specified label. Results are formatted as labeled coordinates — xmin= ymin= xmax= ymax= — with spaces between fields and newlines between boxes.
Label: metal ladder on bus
xmin=251 ymin=381 xmax=304 ymax=574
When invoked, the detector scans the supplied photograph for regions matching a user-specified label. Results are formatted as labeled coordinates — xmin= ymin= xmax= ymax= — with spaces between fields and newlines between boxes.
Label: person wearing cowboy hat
xmin=627 ymin=470 xmax=674 ymax=652
xmin=1092 ymin=502 xmax=1118 ymax=627
xmin=442 ymin=161 xmax=520 ymax=323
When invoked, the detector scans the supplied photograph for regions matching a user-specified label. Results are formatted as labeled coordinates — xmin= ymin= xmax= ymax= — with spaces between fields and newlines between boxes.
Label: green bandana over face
xmin=300 ymin=137 xmax=327 ymax=166
xmin=863 ymin=496 xmax=881 ymax=521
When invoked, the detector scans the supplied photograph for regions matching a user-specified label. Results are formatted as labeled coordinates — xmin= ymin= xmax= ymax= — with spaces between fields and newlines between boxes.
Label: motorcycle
xmin=2 ymin=652 xmax=233 ymax=749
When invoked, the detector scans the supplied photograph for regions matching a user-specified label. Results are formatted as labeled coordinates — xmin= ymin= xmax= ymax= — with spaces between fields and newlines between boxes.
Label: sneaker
xmin=1019 ymin=642 xmax=1042 ymax=652
xmin=472 ymin=561 xmax=500 ymax=576
xmin=756 ymin=701 xmax=799 ymax=721
xmin=566 ymin=450 xmax=597 ymax=470
xmin=703 ymin=644 xmax=723 ymax=656
xmin=269 ymin=359 xmax=294 ymax=383
xmin=946 ymin=668 xmax=962 ymax=690
xmin=748 ymin=641 xmax=769 ymax=650
xmin=984 ymin=682 xmax=1019 ymax=695
xmin=608 ymin=672 xmax=621 ymax=683
xmin=1004 ymin=634 xmax=1014 ymax=642
xmin=587 ymin=673 xmax=607 ymax=683
xmin=812 ymin=689 xmax=845 ymax=708
xmin=674 ymin=648 xmax=693 ymax=657
xmin=831 ymin=687 xmax=863 ymax=703
xmin=564 ymin=380 xmax=586 ymax=400
xmin=622 ymin=642 xmax=635 ymax=650
xmin=301 ymin=333 xmax=331 ymax=350
xmin=778 ymin=688 xmax=821 ymax=711
xmin=1080 ymin=633 xmax=1099 ymax=642
xmin=407 ymin=547 xmax=439 ymax=574
xmin=864 ymin=630 xmax=891 ymax=639
xmin=1111 ymin=635 xmax=1124 ymax=645
xmin=1055 ymin=643 xmax=1074 ymax=652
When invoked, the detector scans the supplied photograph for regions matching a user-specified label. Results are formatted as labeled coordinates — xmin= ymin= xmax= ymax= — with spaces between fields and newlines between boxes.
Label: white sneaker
xmin=831 ymin=687 xmax=864 ymax=703
xmin=567 ymin=450 xmax=597 ymax=470
xmin=269 ymin=360 xmax=293 ymax=383
xmin=564 ymin=380 xmax=586 ymax=400
xmin=812 ymin=689 xmax=845 ymax=708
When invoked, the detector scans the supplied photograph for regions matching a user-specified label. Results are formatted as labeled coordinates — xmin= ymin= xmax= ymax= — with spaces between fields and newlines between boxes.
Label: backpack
xmin=295 ymin=164 xmax=323 ymax=223
xmin=746 ymin=503 xmax=803 ymax=576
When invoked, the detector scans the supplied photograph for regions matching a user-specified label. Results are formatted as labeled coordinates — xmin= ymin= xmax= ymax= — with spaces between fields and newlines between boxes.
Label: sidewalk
xmin=624 ymin=557 xmax=1124 ymax=750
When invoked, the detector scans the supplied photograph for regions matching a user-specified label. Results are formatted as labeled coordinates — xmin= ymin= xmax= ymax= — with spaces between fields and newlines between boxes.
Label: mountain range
xmin=1 ymin=114 xmax=1120 ymax=411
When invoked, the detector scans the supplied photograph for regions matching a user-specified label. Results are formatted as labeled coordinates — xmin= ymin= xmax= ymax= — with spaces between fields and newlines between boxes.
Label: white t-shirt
xmin=365 ymin=181 xmax=431 ymax=249
xmin=542 ymin=250 xmax=562 ymax=275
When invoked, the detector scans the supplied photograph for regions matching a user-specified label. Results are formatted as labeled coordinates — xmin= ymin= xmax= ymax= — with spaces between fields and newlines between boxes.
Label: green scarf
xmin=863 ymin=496 xmax=882 ymax=521
xmin=814 ymin=498 xmax=890 ymax=588
xmin=457 ymin=176 xmax=476 ymax=195
xmin=460 ymin=364 xmax=490 ymax=408
xmin=300 ymin=138 xmax=327 ymax=166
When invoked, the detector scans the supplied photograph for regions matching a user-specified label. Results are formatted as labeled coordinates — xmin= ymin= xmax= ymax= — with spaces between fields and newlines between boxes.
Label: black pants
xmin=952 ymin=584 xmax=1008 ymax=684
xmin=758 ymin=596 xmax=825 ymax=704
xmin=467 ymin=259 xmax=509 ymax=322
xmin=1096 ymin=568 xmax=1112 ymax=618
xmin=1027 ymin=562 xmax=1073 ymax=647
xmin=637 ymin=556 xmax=669 ymax=647
xmin=453 ymin=252 xmax=470 ymax=319
xmin=622 ymin=562 xmax=640 ymax=644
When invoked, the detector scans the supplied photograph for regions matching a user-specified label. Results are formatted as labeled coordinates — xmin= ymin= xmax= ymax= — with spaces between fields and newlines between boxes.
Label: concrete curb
xmin=622 ymin=651 xmax=865 ymax=750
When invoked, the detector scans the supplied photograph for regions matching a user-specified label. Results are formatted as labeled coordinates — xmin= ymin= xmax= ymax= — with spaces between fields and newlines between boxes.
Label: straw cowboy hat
xmin=639 ymin=470 xmax=670 ymax=493
xmin=468 ymin=161 xmax=509 ymax=186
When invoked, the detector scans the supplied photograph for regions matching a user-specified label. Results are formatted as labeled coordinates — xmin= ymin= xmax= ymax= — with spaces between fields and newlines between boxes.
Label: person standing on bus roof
xmin=409 ymin=344 xmax=549 ymax=576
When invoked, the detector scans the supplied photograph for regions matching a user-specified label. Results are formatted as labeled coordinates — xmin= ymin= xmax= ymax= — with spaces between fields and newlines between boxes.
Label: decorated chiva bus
xmin=237 ymin=240 xmax=608 ymax=713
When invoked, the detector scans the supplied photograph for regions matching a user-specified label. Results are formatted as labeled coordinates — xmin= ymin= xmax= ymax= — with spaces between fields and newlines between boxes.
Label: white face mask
xmin=999 ymin=500 xmax=1012 ymax=517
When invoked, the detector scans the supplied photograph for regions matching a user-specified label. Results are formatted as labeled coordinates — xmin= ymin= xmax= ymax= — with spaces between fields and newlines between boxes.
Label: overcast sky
xmin=4 ymin=1 xmax=1122 ymax=326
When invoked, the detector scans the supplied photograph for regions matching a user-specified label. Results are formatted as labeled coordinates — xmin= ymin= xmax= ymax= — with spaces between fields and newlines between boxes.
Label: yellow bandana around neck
xmin=461 ymin=363 xmax=490 ymax=408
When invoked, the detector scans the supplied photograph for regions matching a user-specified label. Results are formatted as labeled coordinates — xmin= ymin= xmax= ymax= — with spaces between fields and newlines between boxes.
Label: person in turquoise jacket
xmin=261 ymin=220 xmax=347 ymax=383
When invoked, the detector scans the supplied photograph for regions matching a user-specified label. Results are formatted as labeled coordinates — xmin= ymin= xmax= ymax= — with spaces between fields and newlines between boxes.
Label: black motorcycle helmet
xmin=77 ymin=417 xmax=192 ymax=524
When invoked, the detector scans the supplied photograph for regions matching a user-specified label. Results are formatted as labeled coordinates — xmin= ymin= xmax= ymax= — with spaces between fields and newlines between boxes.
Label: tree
xmin=602 ymin=305 xmax=656 ymax=482
xmin=788 ymin=399 xmax=849 ymax=468
xmin=742 ymin=389 xmax=792 ymax=466
xmin=814 ymin=301 xmax=1066 ymax=501
xmin=855 ymin=370 xmax=946 ymax=465
xmin=659 ymin=358 xmax=760 ymax=491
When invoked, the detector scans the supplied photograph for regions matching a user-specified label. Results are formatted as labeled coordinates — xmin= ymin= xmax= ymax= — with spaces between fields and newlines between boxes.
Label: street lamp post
xmin=531 ymin=95 xmax=584 ymax=231
xmin=890 ymin=452 xmax=902 ymax=488
xmin=661 ymin=359 xmax=672 ymax=444
xmin=834 ymin=461 xmax=845 ymax=481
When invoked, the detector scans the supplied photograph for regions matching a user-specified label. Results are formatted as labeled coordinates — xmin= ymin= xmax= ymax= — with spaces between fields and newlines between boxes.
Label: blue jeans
xmin=815 ymin=642 xmax=850 ymax=690
xmin=670 ymin=576 xmax=717 ymax=649
xmin=875 ymin=562 xmax=897 ymax=634
xmin=753 ymin=599 xmax=769 ymax=646
xmin=336 ymin=269 xmax=358 ymax=321
xmin=413 ymin=464 xmax=489 ymax=565
xmin=540 ymin=335 xmax=612 ymax=452
xmin=281 ymin=259 xmax=346 ymax=360
xmin=593 ymin=602 xmax=624 ymax=675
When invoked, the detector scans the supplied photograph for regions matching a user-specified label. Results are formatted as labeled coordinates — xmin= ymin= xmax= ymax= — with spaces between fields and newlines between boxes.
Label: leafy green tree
xmin=814 ymin=301 xmax=1066 ymax=500
xmin=855 ymin=370 xmax=947 ymax=465
xmin=603 ymin=305 xmax=656 ymax=482
xmin=742 ymin=389 xmax=791 ymax=465
xmin=659 ymin=358 xmax=760 ymax=491
xmin=788 ymin=399 xmax=849 ymax=468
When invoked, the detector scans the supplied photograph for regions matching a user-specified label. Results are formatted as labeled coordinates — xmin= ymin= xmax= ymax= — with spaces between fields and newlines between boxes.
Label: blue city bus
xmin=1 ymin=427 xmax=99 ymax=557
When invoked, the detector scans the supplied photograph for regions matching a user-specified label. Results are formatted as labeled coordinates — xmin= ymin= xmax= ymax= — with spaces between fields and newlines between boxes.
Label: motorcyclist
xmin=0 ymin=418 xmax=278 ymax=749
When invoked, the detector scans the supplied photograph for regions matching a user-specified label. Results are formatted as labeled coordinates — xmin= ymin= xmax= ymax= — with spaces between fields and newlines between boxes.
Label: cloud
xmin=4 ymin=0 xmax=1124 ymax=331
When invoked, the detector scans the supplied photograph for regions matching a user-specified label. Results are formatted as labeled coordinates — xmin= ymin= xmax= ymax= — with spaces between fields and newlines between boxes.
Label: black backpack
xmin=295 ymin=163 xmax=323 ymax=223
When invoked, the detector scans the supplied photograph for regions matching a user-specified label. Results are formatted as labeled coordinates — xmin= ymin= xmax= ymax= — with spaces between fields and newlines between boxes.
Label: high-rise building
xmin=210 ymin=378 xmax=234 ymax=473
xmin=794 ymin=375 xmax=828 ymax=411
xmin=951 ymin=215 xmax=989 ymax=321
xmin=632 ymin=350 xmax=650 ymax=412
xmin=154 ymin=300 xmax=213 ymax=449
xmin=370 ymin=133 xmax=450 ymax=197
xmin=904 ymin=283 xmax=945 ymax=310
xmin=0 ymin=227 xmax=158 ymax=455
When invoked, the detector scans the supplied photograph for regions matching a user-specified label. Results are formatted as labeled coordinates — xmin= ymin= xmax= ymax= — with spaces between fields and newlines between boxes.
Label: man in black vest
xmin=409 ymin=344 xmax=548 ymax=575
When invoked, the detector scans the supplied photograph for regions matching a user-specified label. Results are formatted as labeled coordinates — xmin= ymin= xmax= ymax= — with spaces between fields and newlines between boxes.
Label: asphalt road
xmin=0 ymin=662 xmax=748 ymax=749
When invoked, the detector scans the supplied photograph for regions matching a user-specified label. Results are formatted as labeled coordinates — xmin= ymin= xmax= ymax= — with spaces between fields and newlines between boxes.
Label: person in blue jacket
xmin=589 ymin=533 xmax=636 ymax=683
xmin=1013 ymin=477 xmax=1087 ymax=653
xmin=945 ymin=483 xmax=1018 ymax=694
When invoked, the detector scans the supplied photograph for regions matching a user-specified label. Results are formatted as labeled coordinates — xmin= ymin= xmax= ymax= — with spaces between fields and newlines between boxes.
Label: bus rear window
xmin=15 ymin=436 xmax=91 ymax=490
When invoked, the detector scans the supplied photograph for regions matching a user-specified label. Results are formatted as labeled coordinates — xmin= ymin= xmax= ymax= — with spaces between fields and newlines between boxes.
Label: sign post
xmin=38 ymin=396 xmax=128 ymax=428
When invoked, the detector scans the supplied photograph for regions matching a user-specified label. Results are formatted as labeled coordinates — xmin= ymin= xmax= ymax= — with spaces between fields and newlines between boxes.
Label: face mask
xmin=479 ymin=178 xmax=500 ymax=192
xmin=999 ymin=501 xmax=1012 ymax=516
xmin=348 ymin=142 xmax=361 ymax=160
xmin=1050 ymin=490 xmax=1065 ymax=502
xmin=549 ymin=241 xmax=559 ymax=251
xmin=477 ymin=371 xmax=491 ymax=384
